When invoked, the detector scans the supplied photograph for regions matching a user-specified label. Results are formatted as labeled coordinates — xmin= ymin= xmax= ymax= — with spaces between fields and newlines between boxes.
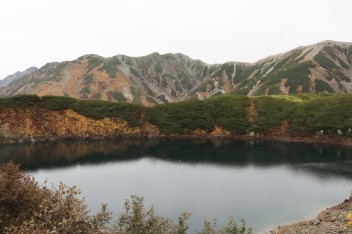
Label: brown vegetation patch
xmin=210 ymin=125 xmax=231 ymax=136
xmin=0 ymin=107 xmax=142 ymax=142
xmin=246 ymin=98 xmax=256 ymax=124
xmin=280 ymin=78 xmax=289 ymax=94
xmin=267 ymin=120 xmax=290 ymax=136
xmin=140 ymin=95 xmax=155 ymax=107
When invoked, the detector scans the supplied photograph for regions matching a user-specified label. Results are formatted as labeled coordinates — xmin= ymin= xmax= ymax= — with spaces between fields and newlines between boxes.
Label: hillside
xmin=0 ymin=66 xmax=38 ymax=87
xmin=237 ymin=40 xmax=352 ymax=96
xmin=0 ymin=40 xmax=352 ymax=104
xmin=1 ymin=94 xmax=352 ymax=144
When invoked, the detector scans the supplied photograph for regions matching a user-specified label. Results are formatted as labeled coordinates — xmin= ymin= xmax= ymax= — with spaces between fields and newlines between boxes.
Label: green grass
xmin=270 ymin=93 xmax=331 ymax=102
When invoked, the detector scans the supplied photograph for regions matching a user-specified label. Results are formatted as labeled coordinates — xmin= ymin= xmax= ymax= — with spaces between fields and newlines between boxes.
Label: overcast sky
xmin=0 ymin=0 xmax=351 ymax=79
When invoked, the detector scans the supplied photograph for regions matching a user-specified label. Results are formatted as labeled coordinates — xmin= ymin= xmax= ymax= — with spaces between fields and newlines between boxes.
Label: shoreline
xmin=2 ymin=134 xmax=352 ymax=148
xmin=259 ymin=203 xmax=335 ymax=234
xmin=270 ymin=196 xmax=352 ymax=234
xmin=168 ymin=134 xmax=352 ymax=147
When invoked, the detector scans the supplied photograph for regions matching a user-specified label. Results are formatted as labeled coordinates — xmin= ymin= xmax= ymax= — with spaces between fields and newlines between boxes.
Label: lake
xmin=0 ymin=139 xmax=351 ymax=233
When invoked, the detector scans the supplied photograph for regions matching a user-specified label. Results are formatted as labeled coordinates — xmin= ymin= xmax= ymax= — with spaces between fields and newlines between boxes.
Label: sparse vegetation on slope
xmin=2 ymin=41 xmax=351 ymax=104
xmin=98 ymin=56 xmax=120 ymax=78
xmin=87 ymin=55 xmax=104 ymax=72
xmin=254 ymin=61 xmax=314 ymax=95
xmin=315 ymin=79 xmax=334 ymax=93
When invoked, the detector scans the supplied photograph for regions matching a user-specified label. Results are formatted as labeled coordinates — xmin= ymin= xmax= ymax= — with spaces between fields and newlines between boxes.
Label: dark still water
xmin=1 ymin=139 xmax=352 ymax=233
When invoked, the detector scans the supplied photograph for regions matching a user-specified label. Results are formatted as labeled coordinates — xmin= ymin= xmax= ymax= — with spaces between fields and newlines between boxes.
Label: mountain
xmin=0 ymin=66 xmax=38 ymax=88
xmin=1 ymin=40 xmax=351 ymax=105
xmin=234 ymin=40 xmax=352 ymax=96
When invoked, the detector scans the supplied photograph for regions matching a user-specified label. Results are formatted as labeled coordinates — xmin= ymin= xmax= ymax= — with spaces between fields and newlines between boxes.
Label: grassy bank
xmin=1 ymin=93 xmax=352 ymax=137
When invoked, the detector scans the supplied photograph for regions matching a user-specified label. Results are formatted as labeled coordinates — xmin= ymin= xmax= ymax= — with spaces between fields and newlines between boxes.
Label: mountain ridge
xmin=0 ymin=66 xmax=38 ymax=87
xmin=1 ymin=40 xmax=351 ymax=105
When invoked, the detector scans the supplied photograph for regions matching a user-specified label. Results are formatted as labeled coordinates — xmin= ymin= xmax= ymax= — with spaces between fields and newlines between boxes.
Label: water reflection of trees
xmin=0 ymin=139 xmax=351 ymax=178
xmin=0 ymin=139 xmax=158 ymax=169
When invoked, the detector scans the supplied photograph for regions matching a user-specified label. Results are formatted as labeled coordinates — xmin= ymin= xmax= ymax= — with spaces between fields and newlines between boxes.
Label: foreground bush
xmin=0 ymin=162 xmax=251 ymax=234
xmin=0 ymin=162 xmax=111 ymax=233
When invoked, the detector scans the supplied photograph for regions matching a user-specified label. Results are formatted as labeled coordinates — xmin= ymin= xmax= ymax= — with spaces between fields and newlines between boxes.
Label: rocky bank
xmin=271 ymin=196 xmax=352 ymax=234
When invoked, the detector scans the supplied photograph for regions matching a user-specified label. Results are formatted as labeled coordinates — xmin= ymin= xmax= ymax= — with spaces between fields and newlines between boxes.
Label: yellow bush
xmin=347 ymin=213 xmax=352 ymax=226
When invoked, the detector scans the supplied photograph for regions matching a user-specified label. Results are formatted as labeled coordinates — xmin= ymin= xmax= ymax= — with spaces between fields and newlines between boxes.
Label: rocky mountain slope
xmin=1 ymin=40 xmax=351 ymax=105
xmin=238 ymin=40 xmax=352 ymax=96
xmin=0 ymin=66 xmax=38 ymax=88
